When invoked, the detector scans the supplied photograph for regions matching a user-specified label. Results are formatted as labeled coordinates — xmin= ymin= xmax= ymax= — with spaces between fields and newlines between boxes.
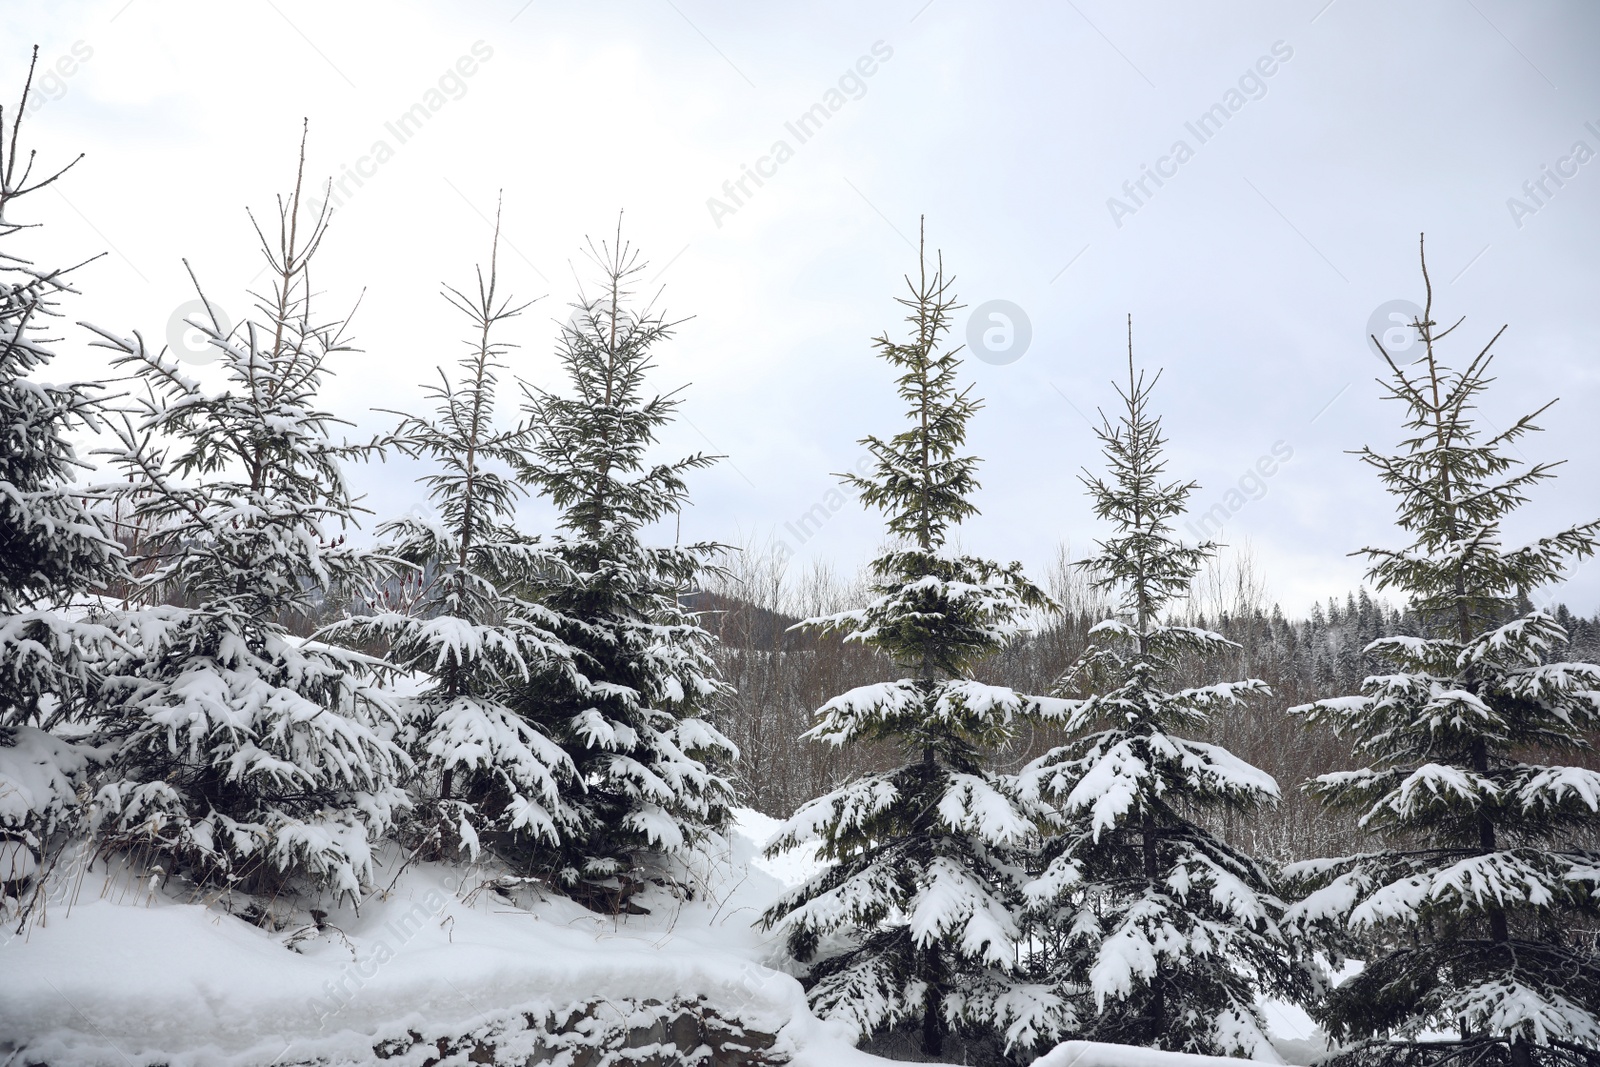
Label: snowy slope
xmin=0 ymin=811 xmax=831 ymax=1066
xmin=0 ymin=810 xmax=1324 ymax=1066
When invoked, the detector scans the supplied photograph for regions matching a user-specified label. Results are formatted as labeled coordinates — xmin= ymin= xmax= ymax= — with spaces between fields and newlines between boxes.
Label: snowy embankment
xmin=0 ymin=810 xmax=829 ymax=1066
xmin=1034 ymin=1043 xmax=1292 ymax=1067
xmin=0 ymin=809 xmax=1322 ymax=1067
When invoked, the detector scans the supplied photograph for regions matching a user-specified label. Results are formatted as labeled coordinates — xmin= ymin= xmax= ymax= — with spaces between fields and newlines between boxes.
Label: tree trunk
xmin=918 ymin=726 xmax=942 ymax=1055
xmin=1472 ymin=738 xmax=1510 ymax=944
xmin=1143 ymin=809 xmax=1165 ymax=1044
xmin=921 ymin=940 xmax=945 ymax=1057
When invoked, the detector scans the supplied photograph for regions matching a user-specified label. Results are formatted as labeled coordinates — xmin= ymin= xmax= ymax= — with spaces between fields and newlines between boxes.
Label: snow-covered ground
xmin=0 ymin=809 xmax=1327 ymax=1066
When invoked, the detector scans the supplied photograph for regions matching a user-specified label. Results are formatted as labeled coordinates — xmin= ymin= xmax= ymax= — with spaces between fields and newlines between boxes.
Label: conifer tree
xmin=1019 ymin=321 xmax=1312 ymax=1057
xmin=761 ymin=224 xmax=1057 ymax=1058
xmin=514 ymin=222 xmax=736 ymax=907
xmin=83 ymin=135 xmax=406 ymax=900
xmin=1287 ymin=239 xmax=1600 ymax=1067
xmin=0 ymin=49 xmax=122 ymax=902
xmin=335 ymin=213 xmax=582 ymax=863
xmin=0 ymin=49 xmax=121 ymax=730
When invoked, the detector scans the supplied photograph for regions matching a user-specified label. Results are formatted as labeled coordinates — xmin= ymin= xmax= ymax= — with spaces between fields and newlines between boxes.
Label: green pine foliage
xmin=1286 ymin=239 xmax=1600 ymax=1067
xmin=1019 ymin=323 xmax=1314 ymax=1058
xmin=514 ymin=223 xmax=736 ymax=908
xmin=761 ymin=224 xmax=1058 ymax=1059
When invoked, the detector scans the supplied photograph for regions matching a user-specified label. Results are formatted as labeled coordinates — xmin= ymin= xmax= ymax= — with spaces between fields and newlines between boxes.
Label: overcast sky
xmin=7 ymin=0 xmax=1599 ymax=616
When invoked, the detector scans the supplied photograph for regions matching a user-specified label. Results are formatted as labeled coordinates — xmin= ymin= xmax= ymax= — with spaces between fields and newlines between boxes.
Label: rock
xmin=365 ymin=995 xmax=785 ymax=1067
xmin=668 ymin=1011 xmax=702 ymax=1054
xmin=625 ymin=1017 xmax=666 ymax=1049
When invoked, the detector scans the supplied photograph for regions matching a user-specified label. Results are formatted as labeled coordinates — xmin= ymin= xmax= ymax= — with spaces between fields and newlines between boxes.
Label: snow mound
xmin=1032 ymin=1040 xmax=1279 ymax=1067
xmin=0 ymin=811 xmax=856 ymax=1067
xmin=0 ymin=809 xmax=1326 ymax=1066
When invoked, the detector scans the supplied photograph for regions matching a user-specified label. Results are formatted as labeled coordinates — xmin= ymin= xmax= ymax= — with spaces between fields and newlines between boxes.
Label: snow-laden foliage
xmin=1020 ymin=328 xmax=1315 ymax=1058
xmin=0 ymin=56 xmax=125 ymax=908
xmin=332 ymin=219 xmax=583 ymax=864
xmin=1287 ymin=239 xmax=1600 ymax=1067
xmin=0 ymin=725 xmax=94 ymax=890
xmin=81 ymin=143 xmax=406 ymax=900
xmin=0 ymin=52 xmax=123 ymax=733
xmin=514 ymin=224 xmax=736 ymax=907
xmin=762 ymin=227 xmax=1062 ymax=1059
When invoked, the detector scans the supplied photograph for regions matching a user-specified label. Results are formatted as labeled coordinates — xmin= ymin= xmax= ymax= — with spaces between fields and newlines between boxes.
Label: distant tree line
xmin=699 ymin=562 xmax=1600 ymax=865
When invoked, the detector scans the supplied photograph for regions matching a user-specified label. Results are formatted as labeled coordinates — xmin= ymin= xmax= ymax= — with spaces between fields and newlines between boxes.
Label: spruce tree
xmin=0 ymin=49 xmax=121 ymax=730
xmin=336 ymin=213 xmax=582 ymax=863
xmin=0 ymin=49 xmax=122 ymax=904
xmin=1286 ymin=239 xmax=1600 ymax=1067
xmin=1019 ymin=322 xmax=1312 ymax=1057
xmin=84 ymin=136 xmax=406 ymax=901
xmin=514 ymin=222 xmax=736 ymax=907
xmin=761 ymin=224 xmax=1056 ymax=1058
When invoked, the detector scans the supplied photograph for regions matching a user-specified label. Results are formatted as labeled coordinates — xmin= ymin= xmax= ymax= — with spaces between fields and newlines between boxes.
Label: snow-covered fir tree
xmin=83 ymin=137 xmax=407 ymax=901
xmin=1019 ymin=323 xmax=1313 ymax=1057
xmin=1286 ymin=239 xmax=1600 ymax=1067
xmin=514 ymin=222 xmax=736 ymax=907
xmin=0 ymin=51 xmax=121 ymax=729
xmin=334 ymin=214 xmax=582 ymax=864
xmin=0 ymin=52 xmax=122 ymax=897
xmin=761 ymin=225 xmax=1058 ymax=1058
